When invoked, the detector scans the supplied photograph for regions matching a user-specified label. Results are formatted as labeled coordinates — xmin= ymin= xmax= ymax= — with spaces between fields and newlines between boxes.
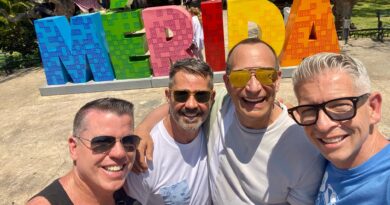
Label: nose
xmin=245 ymin=74 xmax=263 ymax=93
xmin=108 ymin=140 xmax=127 ymax=159
xmin=314 ymin=109 xmax=338 ymax=132
xmin=185 ymin=94 xmax=198 ymax=109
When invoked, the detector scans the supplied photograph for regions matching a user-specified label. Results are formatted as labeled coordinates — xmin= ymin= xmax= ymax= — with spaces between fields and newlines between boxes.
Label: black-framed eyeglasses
xmin=172 ymin=90 xmax=211 ymax=103
xmin=74 ymin=135 xmax=140 ymax=153
xmin=288 ymin=93 xmax=370 ymax=126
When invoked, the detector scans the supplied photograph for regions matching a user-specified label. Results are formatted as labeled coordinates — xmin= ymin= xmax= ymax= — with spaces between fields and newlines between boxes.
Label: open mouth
xmin=103 ymin=165 xmax=125 ymax=172
xmin=180 ymin=109 xmax=201 ymax=119
xmin=242 ymin=96 xmax=266 ymax=104
xmin=320 ymin=135 xmax=347 ymax=144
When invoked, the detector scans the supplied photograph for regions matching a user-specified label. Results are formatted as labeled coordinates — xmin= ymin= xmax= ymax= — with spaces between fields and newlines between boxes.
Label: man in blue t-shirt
xmin=289 ymin=52 xmax=390 ymax=204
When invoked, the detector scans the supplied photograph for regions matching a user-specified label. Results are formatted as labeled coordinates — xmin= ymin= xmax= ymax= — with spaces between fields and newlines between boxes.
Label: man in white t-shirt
xmin=125 ymin=58 xmax=214 ymax=204
xmin=136 ymin=38 xmax=325 ymax=204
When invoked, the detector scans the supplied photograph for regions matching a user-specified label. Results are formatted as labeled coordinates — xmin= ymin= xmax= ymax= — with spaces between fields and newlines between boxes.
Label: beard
xmin=170 ymin=106 xmax=205 ymax=131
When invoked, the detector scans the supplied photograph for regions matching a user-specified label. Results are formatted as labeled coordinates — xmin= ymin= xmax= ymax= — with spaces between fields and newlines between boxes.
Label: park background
xmin=0 ymin=0 xmax=390 ymax=204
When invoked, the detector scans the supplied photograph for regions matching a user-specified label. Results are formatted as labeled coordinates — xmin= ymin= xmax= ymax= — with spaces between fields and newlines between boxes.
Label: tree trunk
xmin=48 ymin=0 xmax=75 ymax=18
xmin=333 ymin=0 xmax=358 ymax=30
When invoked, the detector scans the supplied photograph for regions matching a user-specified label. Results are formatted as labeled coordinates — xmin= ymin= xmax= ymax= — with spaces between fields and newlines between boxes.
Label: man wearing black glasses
xmin=27 ymin=98 xmax=140 ymax=205
xmin=125 ymin=58 xmax=214 ymax=204
xmin=289 ymin=52 xmax=390 ymax=204
xmin=135 ymin=38 xmax=325 ymax=204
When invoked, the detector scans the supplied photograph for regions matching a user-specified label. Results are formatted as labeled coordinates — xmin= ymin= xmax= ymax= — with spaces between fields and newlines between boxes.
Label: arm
xmin=132 ymin=103 xmax=169 ymax=173
xmin=26 ymin=196 xmax=51 ymax=205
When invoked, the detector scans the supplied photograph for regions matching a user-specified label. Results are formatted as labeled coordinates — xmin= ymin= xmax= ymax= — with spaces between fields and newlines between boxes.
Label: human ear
xmin=211 ymin=89 xmax=216 ymax=103
xmin=223 ymin=74 xmax=232 ymax=93
xmin=368 ymin=92 xmax=382 ymax=124
xmin=69 ymin=136 xmax=78 ymax=161
xmin=165 ymin=88 xmax=171 ymax=103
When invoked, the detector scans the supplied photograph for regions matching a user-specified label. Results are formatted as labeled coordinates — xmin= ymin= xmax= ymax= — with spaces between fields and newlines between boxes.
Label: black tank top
xmin=33 ymin=179 xmax=139 ymax=205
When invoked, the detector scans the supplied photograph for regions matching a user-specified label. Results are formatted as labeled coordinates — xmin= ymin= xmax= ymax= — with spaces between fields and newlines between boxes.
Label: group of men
xmin=28 ymin=37 xmax=389 ymax=205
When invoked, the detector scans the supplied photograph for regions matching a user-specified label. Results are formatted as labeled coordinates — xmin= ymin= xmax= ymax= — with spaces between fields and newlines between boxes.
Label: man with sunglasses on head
xmin=135 ymin=38 xmax=325 ymax=204
xmin=125 ymin=58 xmax=214 ymax=204
xmin=27 ymin=98 xmax=140 ymax=205
xmin=288 ymin=52 xmax=390 ymax=204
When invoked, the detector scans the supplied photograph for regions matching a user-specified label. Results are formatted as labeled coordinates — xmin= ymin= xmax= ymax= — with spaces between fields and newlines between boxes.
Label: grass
xmin=352 ymin=0 xmax=390 ymax=29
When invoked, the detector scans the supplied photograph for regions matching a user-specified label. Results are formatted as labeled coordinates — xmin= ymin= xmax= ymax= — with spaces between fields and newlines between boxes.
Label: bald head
xmin=226 ymin=38 xmax=279 ymax=74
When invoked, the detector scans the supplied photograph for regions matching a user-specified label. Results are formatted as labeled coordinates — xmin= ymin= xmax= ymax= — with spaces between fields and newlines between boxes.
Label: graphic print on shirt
xmin=316 ymin=172 xmax=339 ymax=205
xmin=160 ymin=180 xmax=191 ymax=205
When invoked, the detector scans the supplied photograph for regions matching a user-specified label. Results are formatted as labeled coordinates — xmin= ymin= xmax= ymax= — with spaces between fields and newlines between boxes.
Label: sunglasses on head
xmin=172 ymin=90 xmax=211 ymax=103
xmin=228 ymin=67 xmax=277 ymax=88
xmin=75 ymin=135 xmax=140 ymax=153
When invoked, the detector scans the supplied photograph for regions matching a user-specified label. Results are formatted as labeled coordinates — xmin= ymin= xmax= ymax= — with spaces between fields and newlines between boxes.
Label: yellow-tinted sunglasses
xmin=228 ymin=68 xmax=278 ymax=88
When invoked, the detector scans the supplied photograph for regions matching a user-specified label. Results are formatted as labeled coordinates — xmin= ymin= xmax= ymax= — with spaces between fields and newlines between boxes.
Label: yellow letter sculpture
xmin=227 ymin=0 xmax=285 ymax=55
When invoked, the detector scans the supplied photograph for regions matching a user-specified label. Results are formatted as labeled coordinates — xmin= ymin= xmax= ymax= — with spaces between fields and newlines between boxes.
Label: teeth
xmin=321 ymin=136 xmax=345 ymax=144
xmin=244 ymin=97 xmax=265 ymax=103
xmin=104 ymin=165 xmax=124 ymax=172
xmin=184 ymin=113 xmax=198 ymax=117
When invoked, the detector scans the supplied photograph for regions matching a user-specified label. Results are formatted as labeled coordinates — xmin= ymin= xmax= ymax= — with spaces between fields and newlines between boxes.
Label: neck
xmin=239 ymin=102 xmax=283 ymax=129
xmin=335 ymin=128 xmax=389 ymax=169
xmin=60 ymin=169 xmax=115 ymax=205
xmin=163 ymin=116 xmax=199 ymax=144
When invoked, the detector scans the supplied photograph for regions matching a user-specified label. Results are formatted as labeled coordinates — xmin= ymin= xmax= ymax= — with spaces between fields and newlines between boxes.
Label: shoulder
xmin=274 ymin=112 xmax=324 ymax=163
xmin=26 ymin=196 xmax=51 ymax=205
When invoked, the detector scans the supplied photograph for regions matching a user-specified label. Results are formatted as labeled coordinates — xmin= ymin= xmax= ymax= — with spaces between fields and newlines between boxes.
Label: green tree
xmin=0 ymin=0 xmax=38 ymax=56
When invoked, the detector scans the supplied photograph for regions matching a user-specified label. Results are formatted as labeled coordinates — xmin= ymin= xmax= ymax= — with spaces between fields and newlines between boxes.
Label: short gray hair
xmin=73 ymin=98 xmax=134 ymax=136
xmin=292 ymin=52 xmax=371 ymax=94
xmin=169 ymin=58 xmax=214 ymax=89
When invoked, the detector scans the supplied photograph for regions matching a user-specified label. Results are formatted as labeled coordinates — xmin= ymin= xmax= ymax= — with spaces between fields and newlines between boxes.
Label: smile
xmin=103 ymin=165 xmax=125 ymax=172
xmin=320 ymin=135 xmax=347 ymax=144
xmin=242 ymin=96 xmax=266 ymax=103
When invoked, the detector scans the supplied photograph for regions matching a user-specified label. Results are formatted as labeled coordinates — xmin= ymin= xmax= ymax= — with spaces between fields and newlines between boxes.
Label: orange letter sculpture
xmin=280 ymin=0 xmax=340 ymax=67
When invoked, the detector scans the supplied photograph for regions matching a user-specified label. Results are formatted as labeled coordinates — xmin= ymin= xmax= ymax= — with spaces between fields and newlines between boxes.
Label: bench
xmin=377 ymin=10 xmax=390 ymax=42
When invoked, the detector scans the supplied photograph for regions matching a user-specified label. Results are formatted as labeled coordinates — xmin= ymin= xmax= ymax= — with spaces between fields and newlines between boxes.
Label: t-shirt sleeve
xmin=125 ymin=172 xmax=151 ymax=204
xmin=287 ymin=152 xmax=325 ymax=205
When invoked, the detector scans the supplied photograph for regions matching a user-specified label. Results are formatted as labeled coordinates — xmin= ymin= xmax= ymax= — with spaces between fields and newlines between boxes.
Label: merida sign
xmin=34 ymin=0 xmax=339 ymax=87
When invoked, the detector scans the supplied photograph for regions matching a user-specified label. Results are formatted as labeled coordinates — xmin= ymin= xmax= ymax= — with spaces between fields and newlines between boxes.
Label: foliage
xmin=0 ymin=51 xmax=41 ymax=74
xmin=0 ymin=0 xmax=38 ymax=56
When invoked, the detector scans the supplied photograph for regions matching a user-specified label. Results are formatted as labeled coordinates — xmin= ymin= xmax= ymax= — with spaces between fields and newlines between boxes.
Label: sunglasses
xmin=75 ymin=135 xmax=140 ymax=153
xmin=228 ymin=68 xmax=278 ymax=88
xmin=172 ymin=90 xmax=211 ymax=103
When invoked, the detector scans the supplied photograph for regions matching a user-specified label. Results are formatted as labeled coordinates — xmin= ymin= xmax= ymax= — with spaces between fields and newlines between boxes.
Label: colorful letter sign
xmin=34 ymin=0 xmax=341 ymax=88
xmin=227 ymin=0 xmax=285 ymax=55
xmin=142 ymin=6 xmax=193 ymax=76
xmin=279 ymin=0 xmax=340 ymax=66
xmin=34 ymin=14 xmax=114 ymax=85
xmin=101 ymin=10 xmax=150 ymax=79
xmin=201 ymin=0 xmax=225 ymax=71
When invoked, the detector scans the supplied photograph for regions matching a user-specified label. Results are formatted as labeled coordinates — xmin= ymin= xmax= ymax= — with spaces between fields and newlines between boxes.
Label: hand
xmin=189 ymin=43 xmax=196 ymax=50
xmin=131 ymin=131 xmax=154 ymax=174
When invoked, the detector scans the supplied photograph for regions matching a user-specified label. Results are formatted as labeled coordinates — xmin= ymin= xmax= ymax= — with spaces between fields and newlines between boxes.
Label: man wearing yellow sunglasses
xmin=205 ymin=38 xmax=325 ymax=204
xmin=135 ymin=38 xmax=325 ymax=204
